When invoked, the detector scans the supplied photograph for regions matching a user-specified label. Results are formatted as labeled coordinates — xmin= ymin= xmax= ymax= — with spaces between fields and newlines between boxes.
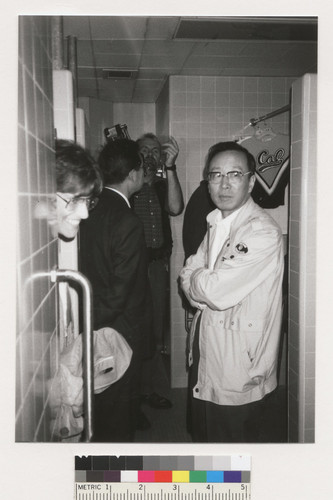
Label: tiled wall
xmin=168 ymin=75 xmax=294 ymax=387
xmin=16 ymin=16 xmax=58 ymax=441
xmin=289 ymin=74 xmax=317 ymax=443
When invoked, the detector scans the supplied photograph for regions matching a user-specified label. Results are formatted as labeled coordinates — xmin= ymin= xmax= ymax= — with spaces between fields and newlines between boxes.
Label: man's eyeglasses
xmin=207 ymin=171 xmax=253 ymax=184
xmin=57 ymin=193 xmax=99 ymax=211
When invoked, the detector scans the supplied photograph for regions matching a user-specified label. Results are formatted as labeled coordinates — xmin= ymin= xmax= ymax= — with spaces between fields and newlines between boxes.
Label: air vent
xmin=102 ymin=69 xmax=138 ymax=79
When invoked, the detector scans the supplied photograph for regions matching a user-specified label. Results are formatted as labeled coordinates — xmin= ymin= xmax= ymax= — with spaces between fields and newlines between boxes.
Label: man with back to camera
xmin=132 ymin=133 xmax=184 ymax=416
xmin=79 ymin=138 xmax=151 ymax=442
xmin=179 ymin=141 xmax=284 ymax=442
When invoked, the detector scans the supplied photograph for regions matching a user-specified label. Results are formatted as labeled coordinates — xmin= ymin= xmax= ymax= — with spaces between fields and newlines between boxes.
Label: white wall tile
xmin=17 ymin=16 xmax=58 ymax=442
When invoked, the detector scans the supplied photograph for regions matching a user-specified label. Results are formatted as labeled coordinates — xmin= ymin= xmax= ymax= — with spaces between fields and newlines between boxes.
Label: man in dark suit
xmin=80 ymin=139 xmax=151 ymax=442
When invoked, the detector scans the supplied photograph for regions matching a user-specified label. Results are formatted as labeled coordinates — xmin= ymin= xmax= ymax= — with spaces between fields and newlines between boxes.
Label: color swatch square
xmin=75 ymin=471 xmax=86 ymax=482
xmin=86 ymin=471 xmax=104 ymax=482
xmin=172 ymin=471 xmax=190 ymax=483
xmin=138 ymin=471 xmax=155 ymax=482
xmin=155 ymin=471 xmax=173 ymax=482
xmin=206 ymin=471 xmax=224 ymax=483
xmin=190 ymin=471 xmax=206 ymax=483
xmin=104 ymin=471 xmax=121 ymax=482
xmin=121 ymin=471 xmax=138 ymax=482
xmin=224 ymin=471 xmax=242 ymax=483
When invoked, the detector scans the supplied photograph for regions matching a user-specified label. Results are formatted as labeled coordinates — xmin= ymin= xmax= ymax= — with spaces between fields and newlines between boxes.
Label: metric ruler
xmin=75 ymin=482 xmax=250 ymax=500
xmin=75 ymin=456 xmax=251 ymax=500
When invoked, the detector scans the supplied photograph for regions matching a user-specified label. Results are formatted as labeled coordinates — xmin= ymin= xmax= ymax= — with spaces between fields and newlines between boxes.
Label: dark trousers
xmin=190 ymin=390 xmax=266 ymax=443
xmin=148 ymin=258 xmax=168 ymax=350
xmin=141 ymin=258 xmax=169 ymax=394
xmin=189 ymin=314 xmax=268 ymax=443
xmin=92 ymin=351 xmax=141 ymax=443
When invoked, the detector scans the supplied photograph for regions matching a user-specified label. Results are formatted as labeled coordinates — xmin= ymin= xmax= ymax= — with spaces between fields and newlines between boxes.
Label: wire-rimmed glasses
xmin=207 ymin=170 xmax=253 ymax=184
xmin=57 ymin=193 xmax=99 ymax=211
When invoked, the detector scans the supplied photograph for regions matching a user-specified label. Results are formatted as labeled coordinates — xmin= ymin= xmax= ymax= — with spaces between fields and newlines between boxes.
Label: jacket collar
xmin=207 ymin=197 xmax=258 ymax=234
xmin=103 ymin=186 xmax=131 ymax=207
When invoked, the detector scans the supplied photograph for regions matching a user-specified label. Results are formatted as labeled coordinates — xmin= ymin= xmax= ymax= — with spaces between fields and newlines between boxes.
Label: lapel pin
xmin=236 ymin=243 xmax=248 ymax=254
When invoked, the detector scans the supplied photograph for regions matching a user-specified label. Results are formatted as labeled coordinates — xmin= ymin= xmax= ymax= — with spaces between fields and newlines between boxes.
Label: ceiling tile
xmin=90 ymin=16 xmax=148 ymax=40
xmin=100 ymin=79 xmax=135 ymax=91
xmin=283 ymin=43 xmax=317 ymax=59
xmin=145 ymin=17 xmax=180 ymax=39
xmin=143 ymin=40 xmax=194 ymax=57
xmin=193 ymin=41 xmax=246 ymax=56
xmin=76 ymin=39 xmax=95 ymax=54
xmin=179 ymin=67 xmax=224 ymax=77
xmin=240 ymin=41 xmax=290 ymax=57
xmin=78 ymin=83 xmax=100 ymax=97
xmin=141 ymin=54 xmax=186 ymax=70
xmin=137 ymin=69 xmax=168 ymax=79
xmin=78 ymin=67 xmax=97 ymax=78
xmin=184 ymin=55 xmax=284 ymax=70
xmin=63 ymin=16 xmax=91 ymax=38
xmin=182 ymin=55 xmax=227 ymax=69
xmin=107 ymin=40 xmax=144 ymax=54
xmin=63 ymin=15 xmax=317 ymax=103
xmin=95 ymin=54 xmax=141 ymax=69
xmin=77 ymin=39 xmax=144 ymax=55
xmin=77 ymin=48 xmax=94 ymax=67
xmin=135 ymin=80 xmax=163 ymax=90
xmin=100 ymin=80 xmax=135 ymax=102
xmin=132 ymin=91 xmax=158 ymax=103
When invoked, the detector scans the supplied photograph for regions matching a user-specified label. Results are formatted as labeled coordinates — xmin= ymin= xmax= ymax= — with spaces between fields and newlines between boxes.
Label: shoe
xmin=141 ymin=392 xmax=173 ymax=409
xmin=136 ymin=410 xmax=151 ymax=431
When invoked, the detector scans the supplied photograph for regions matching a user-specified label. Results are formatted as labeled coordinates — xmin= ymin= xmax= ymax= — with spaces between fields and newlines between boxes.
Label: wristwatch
xmin=165 ymin=164 xmax=177 ymax=171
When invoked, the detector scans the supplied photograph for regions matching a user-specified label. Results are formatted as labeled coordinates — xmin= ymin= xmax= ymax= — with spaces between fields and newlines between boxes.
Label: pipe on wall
xmin=52 ymin=16 xmax=64 ymax=70
xmin=67 ymin=35 xmax=78 ymax=108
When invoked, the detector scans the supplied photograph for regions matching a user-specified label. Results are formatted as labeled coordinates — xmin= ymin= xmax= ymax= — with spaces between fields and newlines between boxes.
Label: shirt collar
xmin=208 ymin=205 xmax=242 ymax=228
xmin=105 ymin=187 xmax=131 ymax=208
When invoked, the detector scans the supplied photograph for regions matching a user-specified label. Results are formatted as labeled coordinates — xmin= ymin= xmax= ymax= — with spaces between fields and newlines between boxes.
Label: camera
xmin=104 ymin=124 xmax=130 ymax=141
xmin=143 ymin=156 xmax=166 ymax=179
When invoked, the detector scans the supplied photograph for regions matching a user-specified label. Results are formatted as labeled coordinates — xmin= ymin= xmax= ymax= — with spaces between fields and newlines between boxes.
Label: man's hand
xmin=162 ymin=136 xmax=179 ymax=167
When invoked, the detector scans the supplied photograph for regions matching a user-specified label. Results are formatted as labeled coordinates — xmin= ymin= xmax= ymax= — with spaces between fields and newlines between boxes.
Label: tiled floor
xmin=135 ymin=388 xmax=192 ymax=443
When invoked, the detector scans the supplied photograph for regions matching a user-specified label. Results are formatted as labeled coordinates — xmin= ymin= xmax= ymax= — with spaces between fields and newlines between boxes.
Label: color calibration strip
xmin=75 ymin=456 xmax=251 ymax=484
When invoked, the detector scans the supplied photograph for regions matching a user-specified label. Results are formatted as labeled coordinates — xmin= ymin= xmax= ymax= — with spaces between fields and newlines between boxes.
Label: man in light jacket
xmin=179 ymin=141 xmax=284 ymax=442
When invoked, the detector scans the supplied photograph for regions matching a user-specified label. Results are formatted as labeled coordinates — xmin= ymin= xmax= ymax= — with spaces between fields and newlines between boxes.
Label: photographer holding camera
xmin=132 ymin=133 xmax=184 ymax=425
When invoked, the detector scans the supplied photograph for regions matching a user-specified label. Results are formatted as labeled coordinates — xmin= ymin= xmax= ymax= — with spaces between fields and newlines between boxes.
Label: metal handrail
xmin=50 ymin=268 xmax=94 ymax=442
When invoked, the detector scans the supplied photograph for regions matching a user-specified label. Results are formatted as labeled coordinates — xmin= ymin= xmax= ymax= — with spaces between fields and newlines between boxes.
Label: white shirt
xmin=208 ymin=207 xmax=241 ymax=269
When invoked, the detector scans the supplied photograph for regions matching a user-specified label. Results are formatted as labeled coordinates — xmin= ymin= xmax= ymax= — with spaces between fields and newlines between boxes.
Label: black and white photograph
xmin=1 ymin=4 xmax=333 ymax=499
xmin=15 ymin=14 xmax=317 ymax=445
